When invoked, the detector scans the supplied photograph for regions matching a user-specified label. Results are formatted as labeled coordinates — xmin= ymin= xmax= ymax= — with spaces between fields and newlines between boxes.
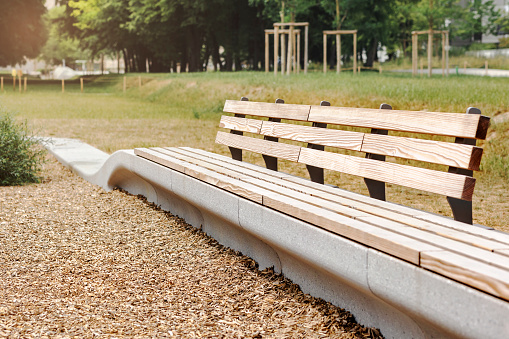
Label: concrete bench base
xmin=44 ymin=138 xmax=509 ymax=339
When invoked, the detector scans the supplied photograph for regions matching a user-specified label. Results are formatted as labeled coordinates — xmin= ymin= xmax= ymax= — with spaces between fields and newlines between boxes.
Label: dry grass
xmin=0 ymin=158 xmax=382 ymax=338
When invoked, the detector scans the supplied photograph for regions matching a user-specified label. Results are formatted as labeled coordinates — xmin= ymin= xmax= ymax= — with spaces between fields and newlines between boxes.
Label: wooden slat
xmin=220 ymin=117 xmax=482 ymax=170
xmin=161 ymin=147 xmax=509 ymax=255
xmin=263 ymin=194 xmax=440 ymax=265
xmin=358 ymin=216 xmax=509 ymax=270
xmin=308 ymin=105 xmax=490 ymax=139
xmin=215 ymin=131 xmax=301 ymax=162
xmin=223 ymin=100 xmax=310 ymax=121
xmin=361 ymin=133 xmax=483 ymax=171
xmin=136 ymin=148 xmax=440 ymax=265
xmin=421 ymin=250 xmax=509 ymax=302
xmin=260 ymin=120 xmax=363 ymax=151
xmin=298 ymin=147 xmax=475 ymax=201
xmin=181 ymin=147 xmax=509 ymax=247
xmin=134 ymin=148 xmax=264 ymax=204
xmin=219 ymin=115 xmax=262 ymax=134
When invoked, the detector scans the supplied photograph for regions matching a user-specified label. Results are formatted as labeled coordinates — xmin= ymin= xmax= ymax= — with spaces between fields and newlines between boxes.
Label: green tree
xmin=0 ymin=0 xmax=47 ymax=66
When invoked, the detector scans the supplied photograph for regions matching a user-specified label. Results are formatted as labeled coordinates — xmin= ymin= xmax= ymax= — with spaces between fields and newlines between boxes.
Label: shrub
xmin=0 ymin=108 xmax=45 ymax=186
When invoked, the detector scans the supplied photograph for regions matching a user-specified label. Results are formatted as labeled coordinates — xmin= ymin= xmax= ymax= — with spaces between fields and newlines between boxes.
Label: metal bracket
xmin=446 ymin=107 xmax=480 ymax=224
xmin=306 ymin=101 xmax=329 ymax=184
xmin=228 ymin=96 xmax=248 ymax=161
xmin=262 ymin=98 xmax=284 ymax=171
xmin=363 ymin=103 xmax=391 ymax=201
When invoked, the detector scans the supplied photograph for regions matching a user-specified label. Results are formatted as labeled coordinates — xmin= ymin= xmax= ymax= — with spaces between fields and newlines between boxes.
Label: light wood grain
xmin=297 ymin=147 xmax=475 ymax=201
xmin=421 ymin=250 xmax=509 ymax=302
xmin=219 ymin=116 xmax=262 ymax=134
xmin=164 ymin=147 xmax=509 ymax=253
xmin=361 ymin=133 xmax=482 ymax=170
xmin=216 ymin=131 xmax=301 ymax=162
xmin=308 ymin=105 xmax=490 ymax=139
xmin=181 ymin=147 xmax=509 ymax=246
xmin=223 ymin=100 xmax=310 ymax=121
xmin=219 ymin=116 xmax=482 ymax=170
xmin=263 ymin=195 xmax=439 ymax=265
xmin=134 ymin=148 xmax=264 ymax=204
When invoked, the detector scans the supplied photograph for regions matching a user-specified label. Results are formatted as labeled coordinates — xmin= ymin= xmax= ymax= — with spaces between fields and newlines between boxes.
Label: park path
xmin=0 ymin=157 xmax=381 ymax=338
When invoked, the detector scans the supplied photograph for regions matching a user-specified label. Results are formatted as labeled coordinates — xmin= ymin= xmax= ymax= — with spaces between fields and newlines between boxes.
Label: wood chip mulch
xmin=0 ymin=158 xmax=383 ymax=338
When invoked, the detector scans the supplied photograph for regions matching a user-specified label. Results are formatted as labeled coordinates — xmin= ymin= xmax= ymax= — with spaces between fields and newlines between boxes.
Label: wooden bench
xmin=133 ymin=98 xmax=509 ymax=338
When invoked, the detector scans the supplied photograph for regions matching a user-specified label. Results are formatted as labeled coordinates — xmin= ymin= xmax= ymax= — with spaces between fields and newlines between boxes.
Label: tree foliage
xmin=0 ymin=0 xmax=47 ymax=67
xmin=6 ymin=0 xmax=501 ymax=71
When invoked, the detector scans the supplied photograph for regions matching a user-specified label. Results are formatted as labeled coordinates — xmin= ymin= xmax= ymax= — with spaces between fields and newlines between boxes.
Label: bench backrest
xmin=216 ymin=98 xmax=490 ymax=224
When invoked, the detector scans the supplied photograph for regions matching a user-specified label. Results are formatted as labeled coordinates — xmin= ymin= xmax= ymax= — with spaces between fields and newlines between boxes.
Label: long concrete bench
xmin=44 ymin=99 xmax=509 ymax=339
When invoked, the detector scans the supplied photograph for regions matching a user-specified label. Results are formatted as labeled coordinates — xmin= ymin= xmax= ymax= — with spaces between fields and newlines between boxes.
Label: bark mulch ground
xmin=0 ymin=158 xmax=383 ymax=338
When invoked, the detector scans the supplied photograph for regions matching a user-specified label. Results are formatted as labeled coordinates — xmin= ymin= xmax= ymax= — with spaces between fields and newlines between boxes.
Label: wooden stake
xmin=420 ymin=59 xmax=424 ymax=77
xmin=336 ymin=34 xmax=340 ymax=73
xmin=24 ymin=77 xmax=27 ymax=92
xmin=428 ymin=31 xmax=432 ymax=77
xmin=80 ymin=78 xmax=84 ymax=93
xmin=464 ymin=61 xmax=467 ymax=74
xmin=304 ymin=25 xmax=309 ymax=74
xmin=442 ymin=32 xmax=445 ymax=77
xmin=323 ymin=33 xmax=327 ymax=74
xmin=13 ymin=76 xmax=15 ymax=91
xmin=287 ymin=25 xmax=293 ymax=75
xmin=1 ymin=77 xmax=3 ymax=92
xmin=293 ymin=29 xmax=297 ymax=73
xmin=485 ymin=60 xmax=488 ymax=76
xmin=297 ymin=31 xmax=301 ymax=74
xmin=19 ymin=76 xmax=21 ymax=93
xmin=265 ymin=31 xmax=269 ymax=73
xmin=274 ymin=26 xmax=279 ymax=75
xmin=123 ymin=76 xmax=126 ymax=92
xmin=281 ymin=32 xmax=286 ymax=75
xmin=62 ymin=79 xmax=65 ymax=93
xmin=353 ymin=32 xmax=357 ymax=74
xmin=446 ymin=32 xmax=449 ymax=77
xmin=139 ymin=76 xmax=142 ymax=88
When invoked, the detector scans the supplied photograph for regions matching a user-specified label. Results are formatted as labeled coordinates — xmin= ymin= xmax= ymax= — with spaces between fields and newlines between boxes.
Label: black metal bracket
xmin=262 ymin=98 xmax=284 ymax=171
xmin=306 ymin=101 xmax=330 ymax=184
xmin=228 ymin=96 xmax=249 ymax=161
xmin=363 ymin=103 xmax=391 ymax=201
xmin=446 ymin=107 xmax=481 ymax=224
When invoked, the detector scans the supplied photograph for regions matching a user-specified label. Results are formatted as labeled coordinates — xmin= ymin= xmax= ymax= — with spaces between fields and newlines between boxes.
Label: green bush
xmin=0 ymin=108 xmax=45 ymax=186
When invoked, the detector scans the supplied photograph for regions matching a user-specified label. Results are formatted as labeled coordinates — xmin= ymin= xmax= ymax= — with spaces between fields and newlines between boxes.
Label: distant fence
xmin=466 ymin=48 xmax=509 ymax=58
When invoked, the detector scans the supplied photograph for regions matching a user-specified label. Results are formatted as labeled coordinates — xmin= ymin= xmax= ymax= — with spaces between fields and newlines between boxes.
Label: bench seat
xmin=135 ymin=146 xmax=509 ymax=303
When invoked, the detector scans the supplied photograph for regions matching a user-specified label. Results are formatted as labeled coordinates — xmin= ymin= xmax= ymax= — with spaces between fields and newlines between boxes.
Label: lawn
xmin=1 ymin=71 xmax=508 ymax=229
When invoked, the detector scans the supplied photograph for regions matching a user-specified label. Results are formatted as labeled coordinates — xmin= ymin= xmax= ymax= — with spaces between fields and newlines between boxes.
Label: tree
xmin=39 ymin=6 xmax=87 ymax=68
xmin=0 ymin=0 xmax=47 ymax=67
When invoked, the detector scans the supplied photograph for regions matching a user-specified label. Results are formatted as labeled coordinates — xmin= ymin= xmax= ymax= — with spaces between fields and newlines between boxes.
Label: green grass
xmin=0 ymin=71 xmax=508 ymax=229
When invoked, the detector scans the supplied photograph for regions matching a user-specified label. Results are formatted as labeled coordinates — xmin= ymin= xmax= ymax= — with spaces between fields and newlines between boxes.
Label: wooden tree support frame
xmin=265 ymin=29 xmax=301 ymax=74
xmin=412 ymin=30 xmax=449 ymax=78
xmin=272 ymin=22 xmax=309 ymax=75
xmin=323 ymin=30 xmax=358 ymax=74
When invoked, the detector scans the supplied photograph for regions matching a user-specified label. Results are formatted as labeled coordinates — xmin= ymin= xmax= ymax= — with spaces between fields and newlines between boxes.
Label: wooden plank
xmin=260 ymin=120 xmax=363 ymax=151
xmin=361 ymin=133 xmax=483 ymax=170
xmin=134 ymin=148 xmax=264 ymax=204
xmin=298 ymin=147 xmax=475 ymax=201
xmin=220 ymin=116 xmax=482 ymax=170
xmin=138 ymin=148 xmax=440 ymax=265
xmin=263 ymin=194 xmax=440 ymax=265
xmin=323 ymin=30 xmax=358 ymax=34
xmin=223 ymin=100 xmax=310 ymax=121
xmin=219 ymin=115 xmax=262 ymax=134
xmin=308 ymin=105 xmax=490 ymax=139
xmin=215 ymin=131 xmax=301 ymax=162
xmin=421 ymin=250 xmax=509 ymax=302
xmin=179 ymin=147 xmax=509 ymax=248
xmin=359 ymin=216 xmax=509 ymax=270
xmin=165 ymin=147 xmax=509 ymax=253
